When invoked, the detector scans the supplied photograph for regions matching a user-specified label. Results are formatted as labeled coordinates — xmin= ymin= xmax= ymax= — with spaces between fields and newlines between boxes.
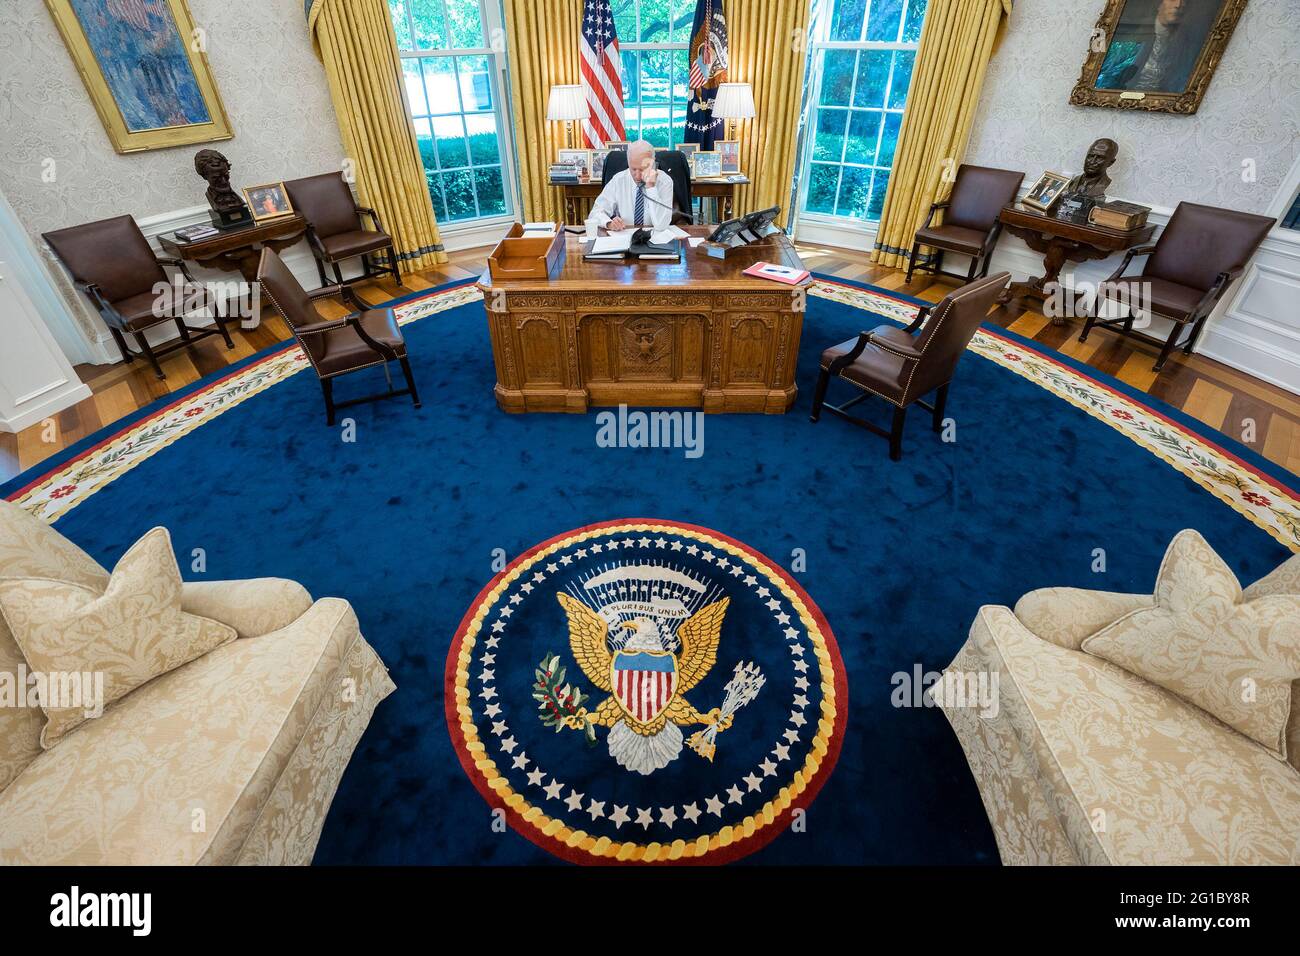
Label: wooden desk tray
xmin=488 ymin=224 xmax=567 ymax=281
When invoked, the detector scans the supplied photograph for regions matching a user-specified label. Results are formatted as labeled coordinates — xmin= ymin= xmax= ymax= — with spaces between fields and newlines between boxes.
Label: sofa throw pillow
xmin=0 ymin=528 xmax=236 ymax=747
xmin=1082 ymin=530 xmax=1300 ymax=759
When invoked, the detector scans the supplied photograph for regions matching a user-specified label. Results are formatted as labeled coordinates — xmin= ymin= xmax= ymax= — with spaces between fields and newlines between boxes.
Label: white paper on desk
xmin=687 ymin=237 xmax=707 ymax=248
xmin=591 ymin=233 xmax=633 ymax=254
xmin=522 ymin=222 xmax=554 ymax=232
xmin=651 ymin=226 xmax=689 ymax=242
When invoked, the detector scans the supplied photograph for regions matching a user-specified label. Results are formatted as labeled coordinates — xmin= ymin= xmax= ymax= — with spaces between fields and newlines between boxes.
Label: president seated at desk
xmin=586 ymin=139 xmax=676 ymax=232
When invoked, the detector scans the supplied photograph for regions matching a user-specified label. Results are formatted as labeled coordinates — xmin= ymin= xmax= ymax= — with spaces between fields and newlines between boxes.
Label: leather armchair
xmin=282 ymin=172 xmax=404 ymax=291
xmin=256 ymin=248 xmax=419 ymax=425
xmin=906 ymin=165 xmax=1025 ymax=285
xmin=810 ymin=271 xmax=1010 ymax=460
xmin=43 ymin=215 xmax=235 ymax=380
xmin=1079 ymin=202 xmax=1274 ymax=371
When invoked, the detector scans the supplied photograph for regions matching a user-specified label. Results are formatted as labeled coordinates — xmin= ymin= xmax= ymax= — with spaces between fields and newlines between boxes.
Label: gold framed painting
xmin=44 ymin=0 xmax=234 ymax=153
xmin=1069 ymin=0 xmax=1249 ymax=115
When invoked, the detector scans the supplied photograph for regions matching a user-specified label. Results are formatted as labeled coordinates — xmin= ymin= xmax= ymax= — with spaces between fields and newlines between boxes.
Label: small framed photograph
xmin=557 ymin=149 xmax=592 ymax=179
xmin=690 ymin=150 xmax=723 ymax=180
xmin=243 ymin=182 xmax=294 ymax=222
xmin=674 ymin=142 xmax=699 ymax=158
xmin=717 ymin=139 xmax=741 ymax=174
xmin=590 ymin=148 xmax=612 ymax=181
xmin=604 ymin=140 xmax=628 ymax=152
xmin=1021 ymin=171 xmax=1071 ymax=212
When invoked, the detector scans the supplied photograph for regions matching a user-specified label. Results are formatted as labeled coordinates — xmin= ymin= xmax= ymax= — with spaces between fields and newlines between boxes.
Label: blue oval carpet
xmin=5 ymin=276 xmax=1296 ymax=865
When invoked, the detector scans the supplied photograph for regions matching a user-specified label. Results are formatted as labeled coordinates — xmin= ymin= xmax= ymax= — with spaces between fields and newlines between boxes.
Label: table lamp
xmin=713 ymin=82 xmax=755 ymax=140
xmin=546 ymin=85 xmax=590 ymax=150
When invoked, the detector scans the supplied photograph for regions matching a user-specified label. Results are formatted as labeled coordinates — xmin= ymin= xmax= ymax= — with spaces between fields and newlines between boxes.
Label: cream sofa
xmin=0 ymin=500 xmax=394 ymax=864
xmin=937 ymin=552 xmax=1300 ymax=865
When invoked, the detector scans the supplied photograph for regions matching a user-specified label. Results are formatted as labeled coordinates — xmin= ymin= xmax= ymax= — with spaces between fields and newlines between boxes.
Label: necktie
xmin=634 ymin=183 xmax=646 ymax=226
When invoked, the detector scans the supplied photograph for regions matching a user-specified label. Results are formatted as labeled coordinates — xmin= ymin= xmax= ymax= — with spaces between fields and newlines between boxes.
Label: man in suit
xmin=585 ymin=140 xmax=676 ymax=233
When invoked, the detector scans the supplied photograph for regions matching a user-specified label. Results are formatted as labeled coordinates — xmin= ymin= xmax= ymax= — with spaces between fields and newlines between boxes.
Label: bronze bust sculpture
xmin=194 ymin=149 xmax=252 ymax=227
xmin=1064 ymin=138 xmax=1118 ymax=200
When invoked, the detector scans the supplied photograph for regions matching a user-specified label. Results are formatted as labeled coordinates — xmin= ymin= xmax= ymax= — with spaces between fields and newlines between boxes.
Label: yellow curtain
xmin=503 ymin=0 xmax=810 ymax=225
xmin=307 ymin=0 xmax=447 ymax=271
xmin=870 ymin=0 xmax=1013 ymax=270
xmin=502 ymin=0 xmax=584 ymax=223
xmin=726 ymin=0 xmax=811 ymax=227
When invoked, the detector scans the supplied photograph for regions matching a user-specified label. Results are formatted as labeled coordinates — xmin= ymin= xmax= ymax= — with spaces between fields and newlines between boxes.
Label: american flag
xmin=580 ymin=0 xmax=626 ymax=149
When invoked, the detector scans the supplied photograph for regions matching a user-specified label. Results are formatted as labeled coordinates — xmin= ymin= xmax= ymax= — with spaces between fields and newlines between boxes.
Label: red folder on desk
xmin=743 ymin=261 xmax=810 ymax=285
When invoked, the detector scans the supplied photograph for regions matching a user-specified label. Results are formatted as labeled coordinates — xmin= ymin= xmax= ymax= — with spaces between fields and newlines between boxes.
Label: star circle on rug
xmin=445 ymin=519 xmax=847 ymax=864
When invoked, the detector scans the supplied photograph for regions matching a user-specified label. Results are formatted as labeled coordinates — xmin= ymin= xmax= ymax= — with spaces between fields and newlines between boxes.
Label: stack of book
xmin=549 ymin=164 xmax=582 ymax=184
xmin=173 ymin=223 xmax=220 ymax=243
xmin=1088 ymin=200 xmax=1150 ymax=231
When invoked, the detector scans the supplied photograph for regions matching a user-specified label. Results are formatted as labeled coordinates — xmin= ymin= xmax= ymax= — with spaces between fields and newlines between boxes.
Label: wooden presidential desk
xmin=478 ymin=226 xmax=809 ymax=414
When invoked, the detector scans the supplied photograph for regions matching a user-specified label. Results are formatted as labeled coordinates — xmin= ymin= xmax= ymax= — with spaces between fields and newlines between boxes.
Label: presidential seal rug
xmin=447 ymin=519 xmax=845 ymax=864
xmin=5 ymin=275 xmax=1297 ymax=866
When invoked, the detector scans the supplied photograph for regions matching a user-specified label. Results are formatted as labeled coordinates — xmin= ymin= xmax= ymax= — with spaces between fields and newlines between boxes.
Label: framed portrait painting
xmin=44 ymin=0 xmax=233 ymax=153
xmin=1070 ymin=0 xmax=1249 ymax=114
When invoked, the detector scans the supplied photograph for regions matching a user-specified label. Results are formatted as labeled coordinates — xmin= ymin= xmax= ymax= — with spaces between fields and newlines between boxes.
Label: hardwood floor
xmin=3 ymin=241 xmax=1297 ymax=485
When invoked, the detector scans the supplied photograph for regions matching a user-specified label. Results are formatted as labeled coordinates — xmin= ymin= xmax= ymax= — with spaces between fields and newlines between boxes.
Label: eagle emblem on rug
xmin=538 ymin=563 xmax=765 ymax=775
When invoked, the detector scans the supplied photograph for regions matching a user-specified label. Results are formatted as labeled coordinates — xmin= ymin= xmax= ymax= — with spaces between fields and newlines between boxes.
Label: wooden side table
xmin=158 ymin=216 xmax=310 ymax=325
xmin=996 ymin=203 xmax=1156 ymax=324
xmin=553 ymin=176 xmax=747 ymax=226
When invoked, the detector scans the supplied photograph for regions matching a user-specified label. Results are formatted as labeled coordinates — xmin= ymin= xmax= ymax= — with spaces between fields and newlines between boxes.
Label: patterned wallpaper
xmin=0 ymin=0 xmax=345 ymax=244
xmin=966 ymin=0 xmax=1300 ymax=214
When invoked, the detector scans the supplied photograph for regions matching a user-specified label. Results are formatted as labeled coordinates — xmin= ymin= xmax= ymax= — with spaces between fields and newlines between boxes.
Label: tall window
xmin=389 ymin=0 xmax=515 ymax=224
xmin=798 ymin=0 xmax=928 ymax=223
xmin=611 ymin=0 xmax=694 ymax=148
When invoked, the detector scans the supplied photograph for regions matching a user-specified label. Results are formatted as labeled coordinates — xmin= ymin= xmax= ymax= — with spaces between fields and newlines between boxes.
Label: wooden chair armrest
xmin=903 ymin=304 xmax=932 ymax=334
xmin=826 ymin=332 xmax=872 ymax=375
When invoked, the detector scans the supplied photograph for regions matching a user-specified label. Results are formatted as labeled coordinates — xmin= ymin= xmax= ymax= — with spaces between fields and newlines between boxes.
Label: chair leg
xmin=1153 ymin=324 xmax=1182 ymax=372
xmin=978 ymin=252 xmax=993 ymax=279
xmin=1183 ymin=317 xmax=1208 ymax=356
xmin=321 ymin=378 xmax=336 ymax=426
xmin=809 ymin=369 xmax=832 ymax=423
xmin=889 ymin=406 xmax=907 ymax=462
xmin=1079 ymin=312 xmax=1097 ymax=343
xmin=215 ymin=314 xmax=235 ymax=349
xmin=932 ymin=383 xmax=949 ymax=433
xmin=389 ymin=243 xmax=404 ymax=287
xmin=110 ymin=327 xmax=134 ymax=364
xmin=174 ymin=316 xmax=192 ymax=343
xmin=332 ymin=262 xmax=345 ymax=286
xmin=966 ymin=253 xmax=980 ymax=281
xmin=400 ymin=357 xmax=421 ymax=408
xmin=314 ymin=256 xmax=329 ymax=288
xmin=136 ymin=331 xmax=165 ymax=380
xmin=905 ymin=242 xmax=921 ymax=284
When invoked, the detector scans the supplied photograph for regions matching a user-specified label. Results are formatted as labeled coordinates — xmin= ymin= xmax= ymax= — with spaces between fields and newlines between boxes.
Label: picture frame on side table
xmin=717 ymin=140 xmax=741 ymax=174
xmin=691 ymin=150 xmax=723 ymax=180
xmin=557 ymin=149 xmax=593 ymax=179
xmin=243 ymin=182 xmax=295 ymax=222
xmin=43 ymin=0 xmax=234 ymax=153
xmin=604 ymin=141 xmax=629 ymax=152
xmin=590 ymin=148 xmax=613 ymax=181
xmin=1021 ymin=171 xmax=1071 ymax=212
xmin=675 ymin=142 xmax=699 ymax=159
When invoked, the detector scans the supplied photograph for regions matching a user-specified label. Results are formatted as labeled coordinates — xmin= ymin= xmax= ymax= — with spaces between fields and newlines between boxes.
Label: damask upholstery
xmin=936 ymin=542 xmax=1300 ymax=865
xmin=0 ymin=528 xmax=238 ymax=746
xmin=0 ymin=500 xmax=395 ymax=864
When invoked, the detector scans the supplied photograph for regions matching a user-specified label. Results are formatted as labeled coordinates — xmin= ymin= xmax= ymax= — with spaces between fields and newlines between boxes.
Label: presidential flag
xmin=684 ymin=0 xmax=728 ymax=150
xmin=580 ymin=0 xmax=626 ymax=148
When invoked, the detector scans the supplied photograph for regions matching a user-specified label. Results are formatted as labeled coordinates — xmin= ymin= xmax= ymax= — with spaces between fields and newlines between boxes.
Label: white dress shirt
xmin=585 ymin=168 xmax=676 ymax=232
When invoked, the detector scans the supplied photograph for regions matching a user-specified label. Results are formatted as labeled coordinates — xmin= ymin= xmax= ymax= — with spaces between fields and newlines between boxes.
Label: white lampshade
xmin=546 ymin=85 xmax=590 ymax=122
xmin=713 ymin=83 xmax=756 ymax=121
